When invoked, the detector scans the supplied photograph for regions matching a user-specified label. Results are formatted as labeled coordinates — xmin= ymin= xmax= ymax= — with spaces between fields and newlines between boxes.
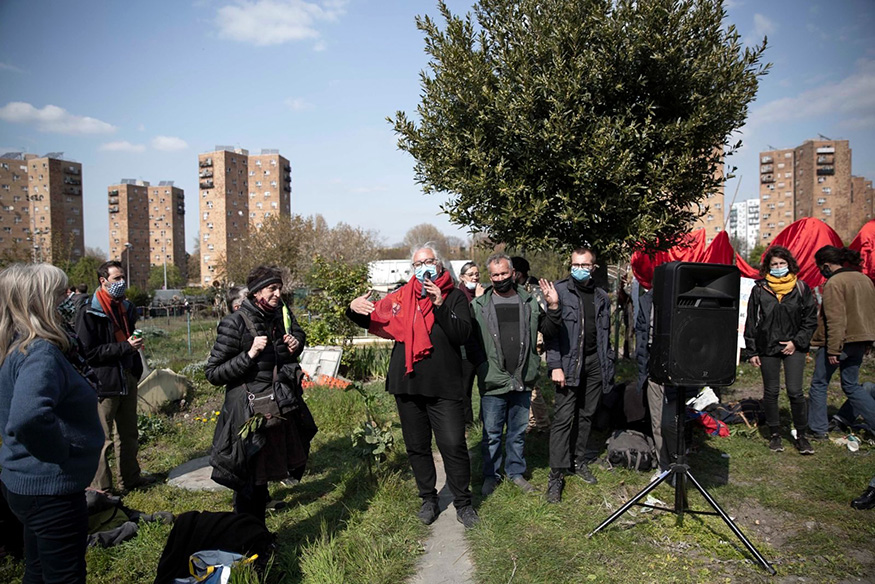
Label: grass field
xmin=2 ymin=314 xmax=873 ymax=583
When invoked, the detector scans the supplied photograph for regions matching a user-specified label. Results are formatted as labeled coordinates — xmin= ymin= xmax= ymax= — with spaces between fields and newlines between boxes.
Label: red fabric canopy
xmin=849 ymin=219 xmax=875 ymax=283
xmin=767 ymin=217 xmax=844 ymax=289
xmin=631 ymin=229 xmax=707 ymax=289
xmin=734 ymin=253 xmax=760 ymax=279
xmin=700 ymin=230 xmax=734 ymax=264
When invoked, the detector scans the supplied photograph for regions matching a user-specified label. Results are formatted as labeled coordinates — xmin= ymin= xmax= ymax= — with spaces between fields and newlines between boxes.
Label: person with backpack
xmin=743 ymin=246 xmax=818 ymax=454
xmin=206 ymin=265 xmax=309 ymax=524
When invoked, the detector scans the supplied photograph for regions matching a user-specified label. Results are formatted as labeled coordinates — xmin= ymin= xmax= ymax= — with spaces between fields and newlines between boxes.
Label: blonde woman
xmin=0 ymin=263 xmax=103 ymax=584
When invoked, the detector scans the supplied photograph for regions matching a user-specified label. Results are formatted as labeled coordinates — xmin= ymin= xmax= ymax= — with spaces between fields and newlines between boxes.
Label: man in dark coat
xmin=347 ymin=243 xmax=479 ymax=529
xmin=75 ymin=261 xmax=151 ymax=493
xmin=544 ymin=247 xmax=615 ymax=503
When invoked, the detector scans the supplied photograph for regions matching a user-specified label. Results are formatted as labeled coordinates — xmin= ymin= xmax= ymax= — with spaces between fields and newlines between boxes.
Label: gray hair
xmin=486 ymin=253 xmax=514 ymax=271
xmin=228 ymin=285 xmax=248 ymax=310
xmin=410 ymin=241 xmax=445 ymax=266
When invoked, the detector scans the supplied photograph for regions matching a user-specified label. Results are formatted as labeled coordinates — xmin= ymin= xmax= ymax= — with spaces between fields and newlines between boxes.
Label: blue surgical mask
xmin=464 ymin=280 xmax=477 ymax=290
xmin=571 ymin=267 xmax=591 ymax=282
xmin=107 ymin=279 xmax=127 ymax=299
xmin=415 ymin=264 xmax=438 ymax=282
xmin=770 ymin=267 xmax=789 ymax=278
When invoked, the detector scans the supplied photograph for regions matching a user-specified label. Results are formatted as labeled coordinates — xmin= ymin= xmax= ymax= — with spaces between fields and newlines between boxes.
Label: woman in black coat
xmin=206 ymin=265 xmax=307 ymax=523
xmin=743 ymin=246 xmax=817 ymax=455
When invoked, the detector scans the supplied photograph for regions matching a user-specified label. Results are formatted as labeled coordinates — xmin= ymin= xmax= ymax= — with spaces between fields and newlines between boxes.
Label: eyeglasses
xmin=571 ymin=263 xmax=596 ymax=269
xmin=412 ymin=258 xmax=438 ymax=269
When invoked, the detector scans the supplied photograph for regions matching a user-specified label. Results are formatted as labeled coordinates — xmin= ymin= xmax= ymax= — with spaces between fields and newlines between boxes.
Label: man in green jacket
xmin=470 ymin=253 xmax=560 ymax=495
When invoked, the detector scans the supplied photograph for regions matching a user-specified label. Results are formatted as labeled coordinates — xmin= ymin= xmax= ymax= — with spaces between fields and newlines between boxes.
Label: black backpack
xmin=605 ymin=429 xmax=658 ymax=471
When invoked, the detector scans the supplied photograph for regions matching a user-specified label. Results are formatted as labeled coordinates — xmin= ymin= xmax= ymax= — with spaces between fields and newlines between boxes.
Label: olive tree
xmin=392 ymin=0 xmax=768 ymax=257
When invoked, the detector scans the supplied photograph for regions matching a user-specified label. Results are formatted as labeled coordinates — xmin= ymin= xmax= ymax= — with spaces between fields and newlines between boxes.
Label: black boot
xmin=851 ymin=486 xmax=875 ymax=510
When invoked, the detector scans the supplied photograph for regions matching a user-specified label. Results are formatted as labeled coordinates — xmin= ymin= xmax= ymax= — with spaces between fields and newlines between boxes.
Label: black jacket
xmin=545 ymin=278 xmax=615 ymax=393
xmin=206 ymin=299 xmax=306 ymax=490
xmin=75 ymin=294 xmax=143 ymax=398
xmin=346 ymin=286 xmax=472 ymax=399
xmin=743 ymin=279 xmax=818 ymax=359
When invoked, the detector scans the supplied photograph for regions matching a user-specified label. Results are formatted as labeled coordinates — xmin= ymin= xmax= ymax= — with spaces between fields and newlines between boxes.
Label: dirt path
xmin=408 ymin=450 xmax=474 ymax=584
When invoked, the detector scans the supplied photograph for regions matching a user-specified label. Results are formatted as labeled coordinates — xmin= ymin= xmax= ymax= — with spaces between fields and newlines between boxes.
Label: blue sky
xmin=1 ymin=0 xmax=873 ymax=255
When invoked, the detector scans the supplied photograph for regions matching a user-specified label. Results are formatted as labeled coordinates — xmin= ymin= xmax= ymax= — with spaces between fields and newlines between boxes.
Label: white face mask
xmin=464 ymin=281 xmax=477 ymax=290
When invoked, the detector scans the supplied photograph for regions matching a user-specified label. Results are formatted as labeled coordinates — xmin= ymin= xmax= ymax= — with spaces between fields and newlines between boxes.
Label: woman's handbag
xmin=245 ymin=387 xmax=283 ymax=429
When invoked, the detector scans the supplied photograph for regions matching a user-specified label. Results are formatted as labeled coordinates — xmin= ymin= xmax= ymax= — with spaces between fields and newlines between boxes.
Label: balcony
xmin=816 ymin=147 xmax=835 ymax=154
xmin=200 ymin=158 xmax=213 ymax=168
xmin=109 ymin=189 xmax=119 ymax=196
xmin=64 ymin=186 xmax=81 ymax=195
xmin=284 ymin=164 xmax=291 ymax=172
xmin=760 ymin=156 xmax=773 ymax=164
xmin=108 ymin=197 xmax=119 ymax=205
xmin=816 ymin=155 xmax=834 ymax=165
xmin=64 ymin=177 xmax=81 ymax=185
xmin=109 ymin=205 xmax=119 ymax=214
xmin=816 ymin=167 xmax=835 ymax=176
xmin=177 ymin=204 xmax=185 ymax=214
xmin=283 ymin=185 xmax=291 ymax=192
xmin=199 ymin=180 xmax=214 ymax=189
xmin=199 ymin=169 xmax=213 ymax=178
xmin=760 ymin=165 xmax=773 ymax=174
xmin=64 ymin=166 xmax=80 ymax=175
xmin=761 ymin=174 xmax=774 ymax=183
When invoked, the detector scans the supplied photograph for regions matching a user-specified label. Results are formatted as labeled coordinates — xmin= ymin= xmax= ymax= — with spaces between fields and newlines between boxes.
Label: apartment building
xmin=108 ymin=180 xmax=151 ymax=289
xmin=147 ymin=182 xmax=186 ymax=283
xmin=728 ymin=198 xmax=760 ymax=256
xmin=198 ymin=147 xmax=292 ymax=286
xmin=851 ymin=176 xmax=874 ymax=235
xmin=0 ymin=152 xmax=84 ymax=264
xmin=758 ymin=147 xmax=795 ymax=243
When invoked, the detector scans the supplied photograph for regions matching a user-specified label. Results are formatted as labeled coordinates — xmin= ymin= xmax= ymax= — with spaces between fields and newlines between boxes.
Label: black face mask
xmin=819 ymin=265 xmax=833 ymax=279
xmin=492 ymin=277 xmax=514 ymax=294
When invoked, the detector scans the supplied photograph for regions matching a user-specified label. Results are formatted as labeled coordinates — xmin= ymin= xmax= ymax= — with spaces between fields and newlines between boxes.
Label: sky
xmin=1 ymin=0 xmax=873 ymax=256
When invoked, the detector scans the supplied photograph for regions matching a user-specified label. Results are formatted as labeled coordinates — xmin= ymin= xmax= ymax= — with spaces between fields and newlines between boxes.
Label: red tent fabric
xmin=849 ymin=219 xmax=875 ymax=283
xmin=734 ymin=253 xmax=760 ymax=279
xmin=631 ymin=229 xmax=707 ymax=289
xmin=700 ymin=230 xmax=734 ymax=264
xmin=768 ymin=217 xmax=844 ymax=289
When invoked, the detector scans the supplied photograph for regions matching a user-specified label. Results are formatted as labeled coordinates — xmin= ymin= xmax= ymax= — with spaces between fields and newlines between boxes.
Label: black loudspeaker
xmin=649 ymin=262 xmax=740 ymax=386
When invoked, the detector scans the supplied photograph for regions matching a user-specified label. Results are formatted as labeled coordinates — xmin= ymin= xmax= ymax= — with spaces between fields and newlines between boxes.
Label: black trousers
xmin=395 ymin=394 xmax=473 ymax=509
xmin=460 ymin=359 xmax=476 ymax=426
xmin=233 ymin=478 xmax=270 ymax=525
xmin=759 ymin=351 xmax=807 ymax=431
xmin=1 ymin=483 xmax=88 ymax=584
xmin=549 ymin=352 xmax=602 ymax=470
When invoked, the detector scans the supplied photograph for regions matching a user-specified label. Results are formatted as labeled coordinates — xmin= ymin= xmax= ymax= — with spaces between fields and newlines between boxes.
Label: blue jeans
xmin=808 ymin=343 xmax=875 ymax=434
xmin=1 ymin=483 xmax=88 ymax=584
xmin=481 ymin=391 xmax=531 ymax=481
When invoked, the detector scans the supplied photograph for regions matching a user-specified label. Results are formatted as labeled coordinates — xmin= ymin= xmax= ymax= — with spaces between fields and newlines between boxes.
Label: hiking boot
xmin=417 ymin=500 xmax=440 ymax=525
xmin=545 ymin=472 xmax=564 ymax=503
xmin=575 ymin=464 xmax=598 ymax=484
xmin=511 ymin=476 xmax=538 ymax=494
xmin=456 ymin=505 xmax=480 ymax=529
xmin=851 ymin=487 xmax=875 ymax=510
xmin=481 ymin=477 xmax=499 ymax=497
xmin=769 ymin=434 xmax=784 ymax=452
xmin=794 ymin=435 xmax=814 ymax=455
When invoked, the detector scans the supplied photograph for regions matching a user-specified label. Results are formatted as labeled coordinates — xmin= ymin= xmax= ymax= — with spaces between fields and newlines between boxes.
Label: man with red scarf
xmin=75 ymin=261 xmax=153 ymax=493
xmin=347 ymin=244 xmax=479 ymax=529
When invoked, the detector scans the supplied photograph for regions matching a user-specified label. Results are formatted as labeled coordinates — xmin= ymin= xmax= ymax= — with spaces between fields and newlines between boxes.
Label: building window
xmin=822 ymin=187 xmax=831 ymax=194
xmin=822 ymin=208 xmax=832 ymax=216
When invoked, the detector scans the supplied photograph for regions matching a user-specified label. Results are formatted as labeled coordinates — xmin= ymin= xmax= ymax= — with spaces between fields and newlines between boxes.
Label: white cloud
xmin=151 ymin=136 xmax=188 ymax=151
xmin=99 ymin=141 xmax=147 ymax=153
xmin=744 ymin=13 xmax=775 ymax=46
xmin=215 ymin=0 xmax=346 ymax=46
xmin=284 ymin=97 xmax=313 ymax=111
xmin=0 ymin=62 xmax=23 ymax=73
xmin=747 ymin=59 xmax=875 ymax=128
xmin=0 ymin=102 xmax=116 ymax=134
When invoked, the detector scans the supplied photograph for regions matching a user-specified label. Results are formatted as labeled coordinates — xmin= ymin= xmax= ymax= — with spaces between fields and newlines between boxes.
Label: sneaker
xmin=481 ymin=477 xmax=499 ymax=497
xmin=794 ymin=435 xmax=815 ymax=455
xmin=281 ymin=477 xmax=300 ymax=487
xmin=806 ymin=430 xmax=829 ymax=442
xmin=511 ymin=476 xmax=538 ymax=494
xmin=851 ymin=487 xmax=875 ymax=510
xmin=575 ymin=464 xmax=598 ymax=484
xmin=416 ymin=500 xmax=440 ymax=525
xmin=545 ymin=472 xmax=564 ymax=503
xmin=456 ymin=505 xmax=480 ymax=529
xmin=769 ymin=434 xmax=784 ymax=452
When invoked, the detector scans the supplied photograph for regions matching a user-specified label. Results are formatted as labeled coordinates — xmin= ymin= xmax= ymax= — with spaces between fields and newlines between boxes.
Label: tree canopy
xmin=392 ymin=0 xmax=768 ymax=258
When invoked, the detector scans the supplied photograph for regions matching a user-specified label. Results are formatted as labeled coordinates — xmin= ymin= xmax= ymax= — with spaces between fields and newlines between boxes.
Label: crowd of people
xmin=0 ymin=240 xmax=873 ymax=580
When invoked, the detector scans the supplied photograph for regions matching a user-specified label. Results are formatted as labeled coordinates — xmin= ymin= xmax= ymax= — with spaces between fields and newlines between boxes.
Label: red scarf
xmin=96 ymin=287 xmax=131 ymax=342
xmin=368 ymin=271 xmax=456 ymax=374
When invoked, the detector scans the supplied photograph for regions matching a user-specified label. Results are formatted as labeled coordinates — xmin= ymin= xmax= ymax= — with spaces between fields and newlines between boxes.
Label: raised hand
xmin=350 ymin=292 xmax=376 ymax=315
xmin=539 ymin=278 xmax=559 ymax=310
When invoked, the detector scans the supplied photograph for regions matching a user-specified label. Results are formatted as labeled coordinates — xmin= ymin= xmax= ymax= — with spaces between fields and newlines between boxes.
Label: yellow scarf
xmin=765 ymin=273 xmax=797 ymax=302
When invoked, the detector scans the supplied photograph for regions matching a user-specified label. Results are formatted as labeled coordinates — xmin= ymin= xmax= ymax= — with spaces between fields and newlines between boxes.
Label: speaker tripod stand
xmin=587 ymin=386 xmax=776 ymax=575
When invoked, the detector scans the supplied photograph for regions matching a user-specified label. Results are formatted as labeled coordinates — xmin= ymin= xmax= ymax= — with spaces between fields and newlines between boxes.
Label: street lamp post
xmin=124 ymin=242 xmax=133 ymax=285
